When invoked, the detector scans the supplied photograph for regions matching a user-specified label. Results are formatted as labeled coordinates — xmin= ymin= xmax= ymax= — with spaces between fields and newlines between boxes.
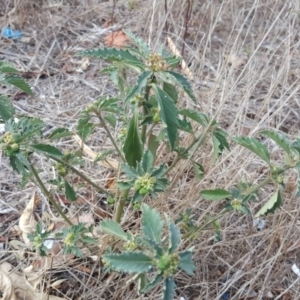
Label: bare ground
xmin=1 ymin=0 xmax=300 ymax=299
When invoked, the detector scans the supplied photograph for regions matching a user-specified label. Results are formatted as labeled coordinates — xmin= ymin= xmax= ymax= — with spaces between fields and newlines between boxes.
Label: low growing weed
xmin=1 ymin=31 xmax=300 ymax=299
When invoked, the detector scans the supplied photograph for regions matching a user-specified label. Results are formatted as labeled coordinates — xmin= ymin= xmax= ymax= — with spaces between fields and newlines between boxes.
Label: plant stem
xmin=246 ymin=176 xmax=273 ymax=195
xmin=49 ymin=156 xmax=111 ymax=196
xmin=29 ymin=162 xmax=73 ymax=226
xmin=96 ymin=112 xmax=125 ymax=162
xmin=141 ymin=83 xmax=152 ymax=143
xmin=114 ymin=188 xmax=130 ymax=223
xmin=185 ymin=209 xmax=227 ymax=244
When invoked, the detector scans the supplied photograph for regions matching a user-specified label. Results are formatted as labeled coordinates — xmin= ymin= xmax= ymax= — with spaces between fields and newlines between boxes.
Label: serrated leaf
xmin=178 ymin=118 xmax=192 ymax=133
xmin=104 ymin=113 xmax=116 ymax=128
xmin=0 ymin=95 xmax=15 ymax=121
xmin=97 ymin=97 xmax=121 ymax=113
xmin=254 ymin=190 xmax=282 ymax=217
xmin=213 ymin=129 xmax=230 ymax=152
xmin=0 ymin=62 xmax=18 ymax=74
xmin=30 ymin=144 xmax=63 ymax=157
xmin=163 ymin=81 xmax=178 ymax=103
xmin=5 ymin=75 xmax=33 ymax=96
xmin=121 ymin=163 xmax=139 ymax=178
xmin=260 ymin=130 xmax=291 ymax=155
xmin=192 ymin=161 xmax=205 ymax=181
xmin=163 ymin=55 xmax=181 ymax=68
xmin=234 ymin=136 xmax=270 ymax=164
xmin=103 ymin=251 xmax=153 ymax=273
xmin=212 ymin=129 xmax=230 ymax=162
xmin=81 ymin=235 xmax=96 ymax=244
xmin=64 ymin=179 xmax=77 ymax=201
xmin=48 ymin=128 xmax=73 ymax=140
xmin=142 ymin=204 xmax=164 ymax=243
xmin=78 ymin=48 xmax=143 ymax=65
xmin=125 ymin=71 xmax=152 ymax=102
xmin=152 ymin=84 xmax=178 ymax=150
xmin=148 ymin=133 xmax=159 ymax=158
xmin=179 ymin=251 xmax=196 ymax=275
xmin=142 ymin=150 xmax=154 ymax=173
xmin=163 ymin=278 xmax=176 ymax=300
xmin=168 ymin=219 xmax=180 ymax=253
xmin=141 ymin=273 xmax=163 ymax=293
xmin=123 ymin=111 xmax=144 ymax=168
xmin=77 ymin=114 xmax=94 ymax=140
xmin=200 ymin=189 xmax=232 ymax=200
xmin=123 ymin=30 xmax=150 ymax=56
xmin=9 ymin=152 xmax=30 ymax=176
xmin=151 ymin=163 xmax=166 ymax=178
xmin=99 ymin=220 xmax=129 ymax=241
xmin=179 ymin=108 xmax=209 ymax=126
xmin=165 ymin=70 xmax=196 ymax=102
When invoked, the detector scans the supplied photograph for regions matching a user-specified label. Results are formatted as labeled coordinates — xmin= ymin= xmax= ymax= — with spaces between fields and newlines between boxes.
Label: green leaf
xmin=78 ymin=48 xmax=143 ymax=65
xmin=121 ymin=163 xmax=139 ymax=178
xmin=0 ymin=95 xmax=15 ymax=121
xmin=163 ymin=55 xmax=181 ymax=68
xmin=123 ymin=111 xmax=144 ymax=168
xmin=125 ymin=71 xmax=152 ymax=102
xmin=234 ymin=136 xmax=270 ymax=164
xmin=200 ymin=189 xmax=232 ymax=200
xmin=148 ymin=133 xmax=159 ymax=159
xmin=117 ymin=181 xmax=132 ymax=190
xmin=192 ymin=161 xmax=205 ymax=181
xmin=142 ymin=204 xmax=164 ymax=243
xmin=163 ymin=81 xmax=178 ymax=104
xmin=77 ymin=114 xmax=94 ymax=141
xmin=81 ymin=235 xmax=96 ymax=244
xmin=48 ymin=128 xmax=73 ymax=140
xmin=142 ymin=150 xmax=154 ymax=173
xmin=30 ymin=144 xmax=63 ymax=157
xmin=166 ymin=70 xmax=196 ymax=102
xmin=254 ymin=190 xmax=282 ymax=217
xmin=64 ymin=179 xmax=77 ymax=201
xmin=5 ymin=75 xmax=33 ymax=96
xmin=103 ymin=251 xmax=153 ymax=273
xmin=179 ymin=108 xmax=209 ymax=126
xmin=179 ymin=251 xmax=196 ymax=275
xmin=177 ymin=118 xmax=192 ymax=133
xmin=97 ymin=97 xmax=121 ymax=113
xmin=10 ymin=152 xmax=30 ymax=176
xmin=122 ymin=30 xmax=150 ymax=56
xmin=152 ymin=84 xmax=178 ymax=150
xmin=260 ymin=130 xmax=291 ymax=155
xmin=213 ymin=129 xmax=230 ymax=152
xmin=163 ymin=278 xmax=176 ymax=300
xmin=0 ymin=62 xmax=18 ymax=74
xmin=99 ymin=220 xmax=129 ymax=241
xmin=212 ymin=129 xmax=230 ymax=162
xmin=141 ymin=273 xmax=163 ymax=293
xmin=104 ymin=113 xmax=117 ymax=128
xmin=168 ymin=219 xmax=180 ymax=253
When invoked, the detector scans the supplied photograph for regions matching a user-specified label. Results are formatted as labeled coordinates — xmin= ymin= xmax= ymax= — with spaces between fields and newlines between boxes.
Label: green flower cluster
xmin=0 ymin=131 xmax=21 ymax=157
xmin=134 ymin=173 xmax=156 ymax=195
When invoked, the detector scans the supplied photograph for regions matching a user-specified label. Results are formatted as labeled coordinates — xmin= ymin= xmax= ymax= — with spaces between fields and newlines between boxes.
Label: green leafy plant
xmin=2 ymin=30 xmax=300 ymax=299
xmin=100 ymin=204 xmax=195 ymax=299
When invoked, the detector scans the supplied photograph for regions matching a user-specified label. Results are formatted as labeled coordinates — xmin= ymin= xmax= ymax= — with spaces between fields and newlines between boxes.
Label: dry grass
xmin=1 ymin=0 xmax=300 ymax=299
